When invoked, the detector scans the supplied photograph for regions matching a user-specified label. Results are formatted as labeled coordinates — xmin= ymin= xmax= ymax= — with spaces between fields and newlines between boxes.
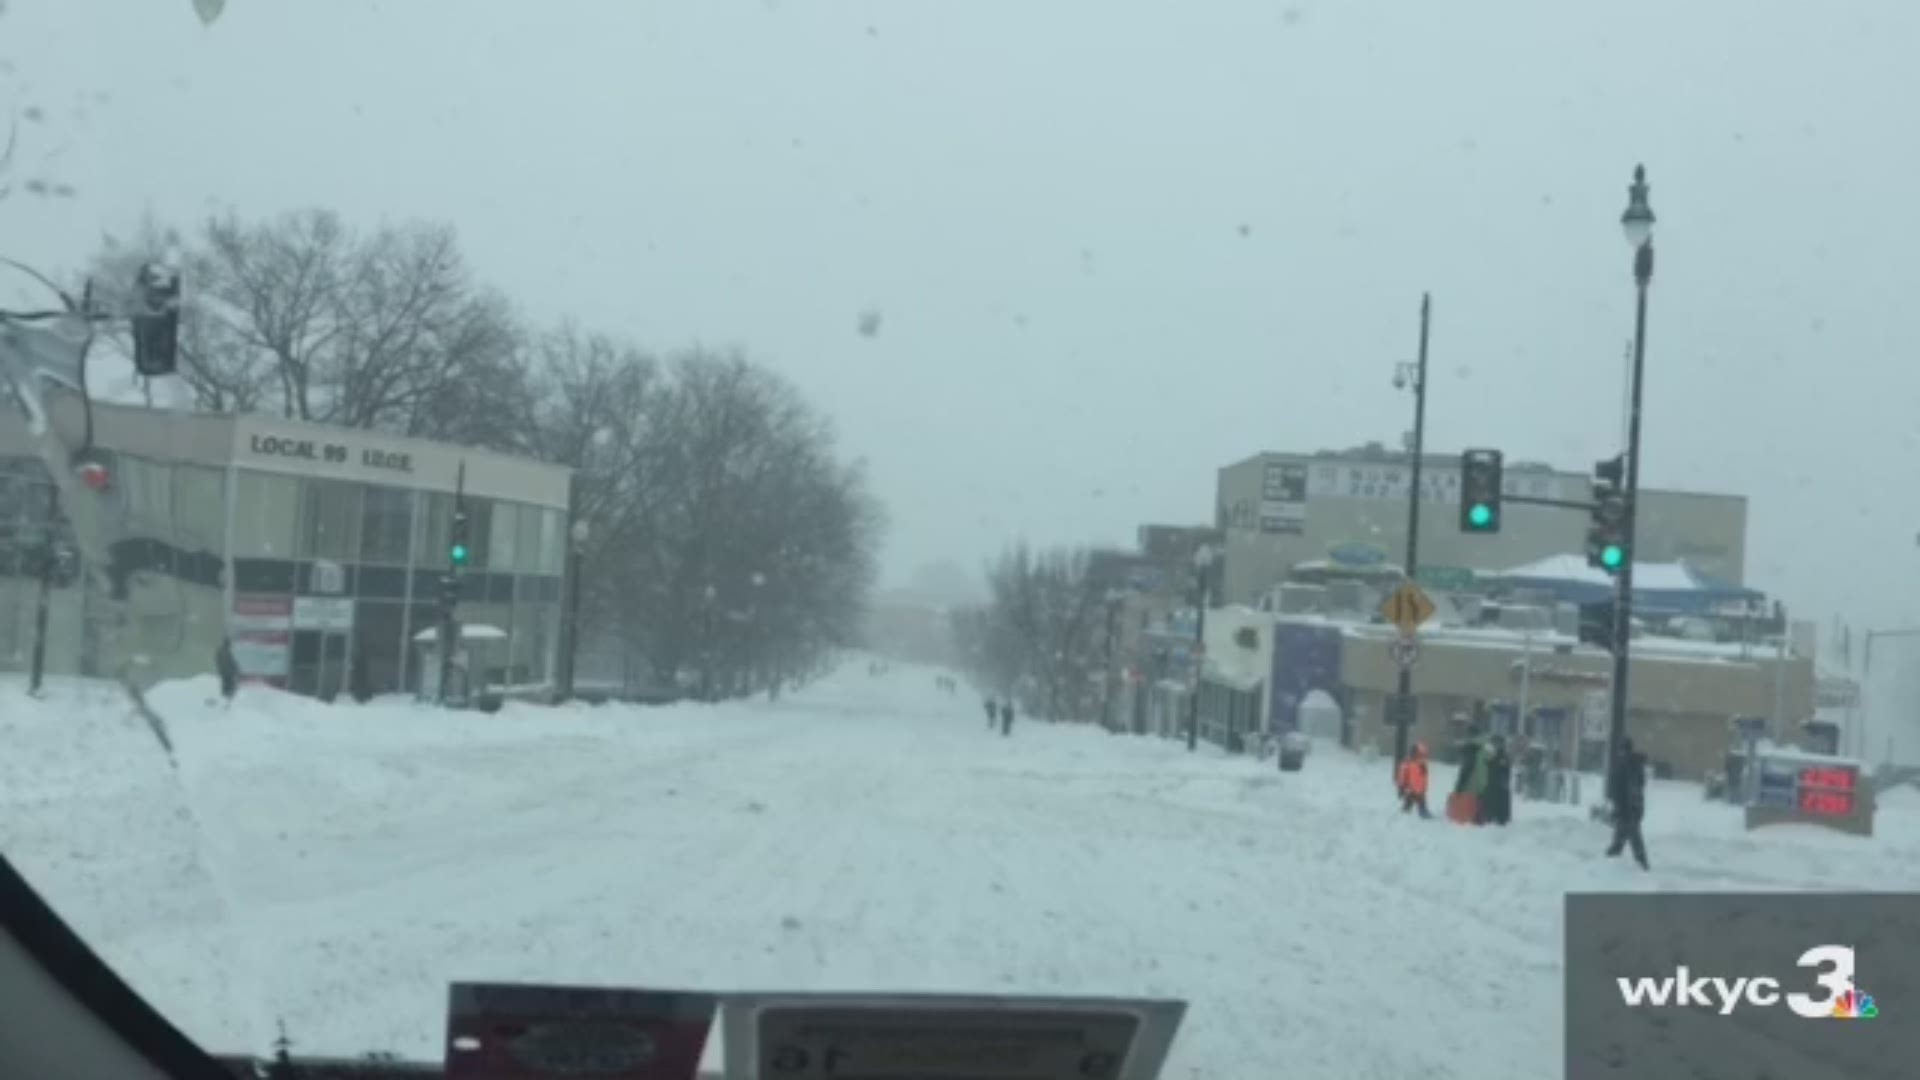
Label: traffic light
xmin=1458 ymin=449 xmax=1503 ymax=533
xmin=1587 ymin=454 xmax=1629 ymax=574
xmin=130 ymin=263 xmax=181 ymax=377
xmin=448 ymin=506 xmax=470 ymax=568
xmin=1577 ymin=600 xmax=1618 ymax=652
xmin=1587 ymin=493 xmax=1629 ymax=573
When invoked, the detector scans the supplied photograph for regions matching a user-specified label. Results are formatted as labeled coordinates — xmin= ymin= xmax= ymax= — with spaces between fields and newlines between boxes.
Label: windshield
xmin=3 ymin=3 xmax=1918 ymax=1078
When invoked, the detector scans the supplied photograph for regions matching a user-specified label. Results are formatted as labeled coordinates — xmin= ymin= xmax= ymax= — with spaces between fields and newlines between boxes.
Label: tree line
xmin=951 ymin=543 xmax=1128 ymax=723
xmin=82 ymin=209 xmax=883 ymax=699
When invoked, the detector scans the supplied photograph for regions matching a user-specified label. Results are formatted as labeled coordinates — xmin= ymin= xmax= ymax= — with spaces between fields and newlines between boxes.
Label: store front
xmin=0 ymin=401 xmax=572 ymax=699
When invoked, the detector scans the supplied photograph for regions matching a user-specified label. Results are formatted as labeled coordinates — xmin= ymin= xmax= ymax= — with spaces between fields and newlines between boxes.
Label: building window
xmin=516 ymin=505 xmax=543 ymax=575
xmin=539 ymin=508 xmax=566 ymax=575
xmin=414 ymin=492 xmax=450 ymax=567
xmin=489 ymin=501 xmax=520 ymax=573
xmin=360 ymin=487 xmax=414 ymax=565
xmin=234 ymin=471 xmax=300 ymax=557
xmin=300 ymin=480 xmax=363 ymax=563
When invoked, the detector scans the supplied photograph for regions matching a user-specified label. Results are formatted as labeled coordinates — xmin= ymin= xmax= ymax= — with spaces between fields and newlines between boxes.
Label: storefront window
xmin=300 ymin=480 xmax=363 ymax=563
xmin=489 ymin=501 xmax=519 ymax=572
xmin=515 ymin=504 xmax=542 ymax=575
xmin=360 ymin=487 xmax=414 ymax=565
xmin=539 ymin=508 xmax=566 ymax=575
xmin=233 ymin=471 xmax=300 ymax=557
xmin=173 ymin=466 xmax=226 ymax=556
xmin=414 ymin=491 xmax=450 ymax=567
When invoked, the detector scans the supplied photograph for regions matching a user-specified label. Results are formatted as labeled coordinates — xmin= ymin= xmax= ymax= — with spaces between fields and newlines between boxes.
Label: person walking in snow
xmin=1396 ymin=742 xmax=1432 ymax=818
xmin=999 ymin=700 xmax=1015 ymax=736
xmin=1605 ymin=737 xmax=1651 ymax=870
xmin=984 ymin=697 xmax=998 ymax=729
xmin=1484 ymin=735 xmax=1514 ymax=826
xmin=215 ymin=637 xmax=240 ymax=703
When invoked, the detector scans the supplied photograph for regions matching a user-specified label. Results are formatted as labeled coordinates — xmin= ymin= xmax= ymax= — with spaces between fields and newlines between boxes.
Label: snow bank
xmin=3 ymin=665 xmax=1916 ymax=1078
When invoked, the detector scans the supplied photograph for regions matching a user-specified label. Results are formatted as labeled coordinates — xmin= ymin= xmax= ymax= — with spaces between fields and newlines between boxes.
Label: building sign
xmin=293 ymin=596 xmax=355 ymax=633
xmin=1513 ymin=661 xmax=1610 ymax=689
xmin=1259 ymin=462 xmax=1307 ymax=534
xmin=1308 ymin=463 xmax=1563 ymax=503
xmin=1327 ymin=541 xmax=1388 ymax=567
xmin=246 ymin=433 xmax=414 ymax=474
xmin=229 ymin=594 xmax=291 ymax=677
xmin=1416 ymin=565 xmax=1476 ymax=591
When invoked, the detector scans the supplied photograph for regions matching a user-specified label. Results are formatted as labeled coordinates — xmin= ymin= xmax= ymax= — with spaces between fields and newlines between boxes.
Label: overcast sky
xmin=4 ymin=0 xmax=1917 ymax=633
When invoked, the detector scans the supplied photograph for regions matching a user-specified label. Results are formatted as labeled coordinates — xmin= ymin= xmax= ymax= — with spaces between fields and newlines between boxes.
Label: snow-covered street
xmin=4 ymin=661 xmax=1916 ymax=1078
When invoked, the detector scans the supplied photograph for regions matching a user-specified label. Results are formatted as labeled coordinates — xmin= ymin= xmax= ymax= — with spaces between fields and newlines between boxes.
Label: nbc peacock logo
xmin=1830 ymin=987 xmax=1879 ymax=1020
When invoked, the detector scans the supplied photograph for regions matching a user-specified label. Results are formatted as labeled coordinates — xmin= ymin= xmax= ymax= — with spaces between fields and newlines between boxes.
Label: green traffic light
xmin=1468 ymin=503 xmax=1493 ymax=529
xmin=450 ymin=543 xmax=469 ymax=565
xmin=1600 ymin=545 xmax=1624 ymax=569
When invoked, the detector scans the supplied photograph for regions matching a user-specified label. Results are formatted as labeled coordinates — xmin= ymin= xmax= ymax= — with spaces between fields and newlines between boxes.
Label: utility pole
xmin=1186 ymin=545 xmax=1216 ymax=752
xmin=1609 ymin=165 xmax=1656 ymax=760
xmin=27 ymin=482 xmax=58 ymax=694
xmin=1391 ymin=293 xmax=1432 ymax=766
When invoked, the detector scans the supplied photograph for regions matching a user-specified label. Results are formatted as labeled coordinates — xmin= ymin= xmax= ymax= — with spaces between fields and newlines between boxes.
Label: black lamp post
xmin=1608 ymin=165 xmax=1656 ymax=761
xmin=1389 ymin=293 xmax=1432 ymax=768
xmin=558 ymin=517 xmax=590 ymax=702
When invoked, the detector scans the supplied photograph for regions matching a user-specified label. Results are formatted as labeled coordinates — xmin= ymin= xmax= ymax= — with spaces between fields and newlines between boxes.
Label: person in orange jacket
xmin=1396 ymin=742 xmax=1432 ymax=819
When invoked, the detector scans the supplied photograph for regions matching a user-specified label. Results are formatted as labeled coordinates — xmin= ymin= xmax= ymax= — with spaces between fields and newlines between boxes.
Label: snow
xmin=3 ymin=663 xmax=1917 ymax=1078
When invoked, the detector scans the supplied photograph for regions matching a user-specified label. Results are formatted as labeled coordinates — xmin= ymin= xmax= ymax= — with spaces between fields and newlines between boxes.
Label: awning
xmin=412 ymin=623 xmax=508 ymax=643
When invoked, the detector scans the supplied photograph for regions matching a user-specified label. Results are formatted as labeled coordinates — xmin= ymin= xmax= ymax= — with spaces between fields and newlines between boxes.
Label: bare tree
xmin=83 ymin=208 xmax=523 ymax=437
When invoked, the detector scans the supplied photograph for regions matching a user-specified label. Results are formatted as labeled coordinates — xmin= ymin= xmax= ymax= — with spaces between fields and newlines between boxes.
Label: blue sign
xmin=1327 ymin=542 xmax=1389 ymax=567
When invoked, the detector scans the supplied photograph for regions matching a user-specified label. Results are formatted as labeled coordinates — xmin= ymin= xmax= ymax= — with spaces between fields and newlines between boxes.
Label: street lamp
xmin=1187 ymin=543 xmax=1215 ymax=752
xmin=1102 ymin=586 xmax=1125 ymax=731
xmin=560 ymin=517 xmax=590 ymax=701
xmin=1389 ymin=293 xmax=1432 ymax=769
xmin=1607 ymin=164 xmax=1656 ymax=764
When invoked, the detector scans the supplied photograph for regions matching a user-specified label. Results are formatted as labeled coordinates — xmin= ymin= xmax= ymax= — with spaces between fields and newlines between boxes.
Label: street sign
xmin=721 ymin=993 xmax=1186 ymax=1080
xmin=1389 ymin=638 xmax=1420 ymax=670
xmin=1380 ymin=581 xmax=1436 ymax=636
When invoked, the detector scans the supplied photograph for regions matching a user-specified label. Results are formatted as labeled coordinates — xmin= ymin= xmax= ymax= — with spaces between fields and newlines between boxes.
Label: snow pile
xmin=3 ymin=666 xmax=1916 ymax=1078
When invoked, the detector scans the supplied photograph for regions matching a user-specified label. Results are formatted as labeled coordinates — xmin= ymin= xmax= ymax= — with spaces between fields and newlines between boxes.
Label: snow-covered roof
xmin=1492 ymin=554 xmax=1701 ymax=592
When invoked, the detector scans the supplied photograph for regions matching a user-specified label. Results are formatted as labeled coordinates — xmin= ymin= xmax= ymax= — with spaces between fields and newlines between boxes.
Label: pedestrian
xmin=1605 ymin=737 xmax=1651 ymax=870
xmin=215 ymin=637 xmax=240 ymax=702
xmin=1396 ymin=741 xmax=1432 ymax=819
xmin=1000 ymin=700 xmax=1014 ymax=736
xmin=985 ymin=697 xmax=998 ymax=729
xmin=1449 ymin=728 xmax=1488 ymax=824
xmin=1484 ymin=735 xmax=1513 ymax=826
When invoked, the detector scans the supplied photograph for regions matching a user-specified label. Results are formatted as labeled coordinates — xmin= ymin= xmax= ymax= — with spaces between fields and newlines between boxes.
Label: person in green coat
xmin=1453 ymin=728 xmax=1491 ymax=824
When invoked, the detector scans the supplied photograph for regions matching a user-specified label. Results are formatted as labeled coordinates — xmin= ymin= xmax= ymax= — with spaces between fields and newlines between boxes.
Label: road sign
xmin=1389 ymin=638 xmax=1420 ymax=670
xmin=722 ymin=993 xmax=1186 ymax=1080
xmin=1380 ymin=581 xmax=1436 ymax=636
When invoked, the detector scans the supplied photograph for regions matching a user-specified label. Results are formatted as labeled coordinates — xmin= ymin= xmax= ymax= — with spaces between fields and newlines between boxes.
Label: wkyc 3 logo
xmin=1617 ymin=945 xmax=1879 ymax=1019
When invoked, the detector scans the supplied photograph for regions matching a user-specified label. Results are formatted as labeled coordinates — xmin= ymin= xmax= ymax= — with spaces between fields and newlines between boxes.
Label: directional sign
xmin=1380 ymin=581 xmax=1436 ymax=637
xmin=1389 ymin=637 xmax=1420 ymax=670
xmin=721 ymin=993 xmax=1186 ymax=1080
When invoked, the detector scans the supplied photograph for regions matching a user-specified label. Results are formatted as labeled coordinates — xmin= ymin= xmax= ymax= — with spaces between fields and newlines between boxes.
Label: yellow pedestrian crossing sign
xmin=1381 ymin=581 xmax=1436 ymax=637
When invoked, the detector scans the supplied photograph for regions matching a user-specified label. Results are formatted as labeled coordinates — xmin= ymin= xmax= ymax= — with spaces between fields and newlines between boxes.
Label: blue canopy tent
xmin=1486 ymin=555 xmax=1764 ymax=617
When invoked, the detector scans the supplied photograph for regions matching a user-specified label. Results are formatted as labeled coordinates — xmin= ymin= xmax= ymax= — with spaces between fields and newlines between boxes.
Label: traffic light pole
xmin=1391 ymin=293 xmax=1431 ymax=768
xmin=437 ymin=461 xmax=466 ymax=706
xmin=1609 ymin=239 xmax=1654 ymax=760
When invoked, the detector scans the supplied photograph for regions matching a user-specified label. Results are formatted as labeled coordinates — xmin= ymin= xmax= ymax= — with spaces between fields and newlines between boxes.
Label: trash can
xmin=1278 ymin=732 xmax=1309 ymax=772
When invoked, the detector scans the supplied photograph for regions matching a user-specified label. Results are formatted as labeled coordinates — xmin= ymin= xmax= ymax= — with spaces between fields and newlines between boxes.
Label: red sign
xmin=1799 ymin=766 xmax=1856 ymax=792
xmin=1800 ymin=789 xmax=1855 ymax=817
xmin=445 ymin=983 xmax=716 ymax=1080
